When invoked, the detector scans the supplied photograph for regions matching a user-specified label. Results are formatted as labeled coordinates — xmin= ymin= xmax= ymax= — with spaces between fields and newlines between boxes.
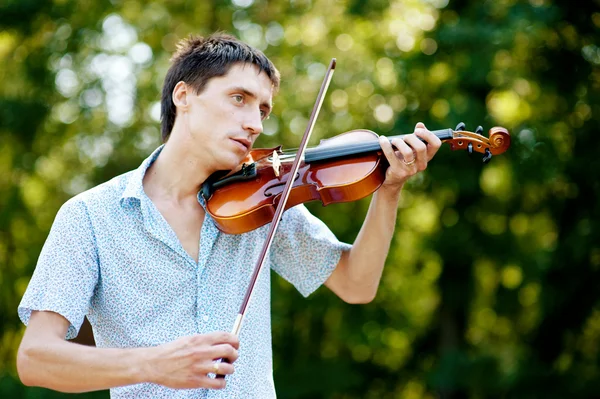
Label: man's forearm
xmin=18 ymin=338 xmax=148 ymax=393
xmin=344 ymin=185 xmax=402 ymax=301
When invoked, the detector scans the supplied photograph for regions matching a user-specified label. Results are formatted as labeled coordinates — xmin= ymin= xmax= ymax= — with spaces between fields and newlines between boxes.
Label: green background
xmin=1 ymin=0 xmax=599 ymax=397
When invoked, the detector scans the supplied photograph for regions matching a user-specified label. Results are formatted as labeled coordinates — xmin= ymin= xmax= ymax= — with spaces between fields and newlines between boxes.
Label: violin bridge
xmin=272 ymin=150 xmax=281 ymax=177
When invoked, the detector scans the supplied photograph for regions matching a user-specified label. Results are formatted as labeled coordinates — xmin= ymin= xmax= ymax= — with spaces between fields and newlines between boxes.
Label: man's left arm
xmin=325 ymin=122 xmax=442 ymax=304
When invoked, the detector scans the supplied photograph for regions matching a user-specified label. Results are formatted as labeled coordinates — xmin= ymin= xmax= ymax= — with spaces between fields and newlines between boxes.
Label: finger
xmin=204 ymin=360 xmax=235 ymax=376
xmin=390 ymin=137 xmax=417 ymax=164
xmin=195 ymin=375 xmax=227 ymax=389
xmin=209 ymin=343 xmax=240 ymax=363
xmin=402 ymin=134 xmax=427 ymax=170
xmin=205 ymin=332 xmax=240 ymax=349
xmin=378 ymin=135 xmax=401 ymax=167
xmin=414 ymin=126 xmax=442 ymax=161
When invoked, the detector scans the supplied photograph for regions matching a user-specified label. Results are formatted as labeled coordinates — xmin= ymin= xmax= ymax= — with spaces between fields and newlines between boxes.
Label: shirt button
xmin=202 ymin=315 xmax=209 ymax=322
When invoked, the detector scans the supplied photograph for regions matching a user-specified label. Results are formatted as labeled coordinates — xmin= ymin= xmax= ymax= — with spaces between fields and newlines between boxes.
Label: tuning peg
xmin=482 ymin=148 xmax=492 ymax=163
xmin=467 ymin=143 xmax=473 ymax=154
xmin=475 ymin=125 xmax=483 ymax=134
xmin=455 ymin=122 xmax=466 ymax=131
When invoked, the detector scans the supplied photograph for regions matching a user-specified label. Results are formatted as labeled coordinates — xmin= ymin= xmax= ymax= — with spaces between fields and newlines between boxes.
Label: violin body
xmin=205 ymin=130 xmax=386 ymax=234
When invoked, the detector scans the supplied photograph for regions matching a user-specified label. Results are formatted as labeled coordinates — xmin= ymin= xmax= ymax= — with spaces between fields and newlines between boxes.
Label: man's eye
xmin=233 ymin=95 xmax=243 ymax=103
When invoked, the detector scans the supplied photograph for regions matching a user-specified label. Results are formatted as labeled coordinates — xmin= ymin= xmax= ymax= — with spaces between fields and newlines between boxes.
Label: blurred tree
xmin=0 ymin=0 xmax=598 ymax=398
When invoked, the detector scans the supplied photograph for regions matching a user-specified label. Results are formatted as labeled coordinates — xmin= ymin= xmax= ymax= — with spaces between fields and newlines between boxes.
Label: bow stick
xmin=216 ymin=58 xmax=336 ymax=378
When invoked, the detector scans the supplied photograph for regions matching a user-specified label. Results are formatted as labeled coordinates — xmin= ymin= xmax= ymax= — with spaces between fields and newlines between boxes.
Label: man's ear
xmin=172 ymin=81 xmax=188 ymax=110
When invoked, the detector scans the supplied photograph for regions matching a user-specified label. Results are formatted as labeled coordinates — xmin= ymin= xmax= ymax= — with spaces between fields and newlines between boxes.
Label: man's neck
xmin=142 ymin=135 xmax=212 ymax=204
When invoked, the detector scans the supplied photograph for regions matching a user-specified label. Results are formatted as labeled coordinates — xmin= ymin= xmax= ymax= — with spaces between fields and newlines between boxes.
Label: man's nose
xmin=242 ymin=109 xmax=263 ymax=136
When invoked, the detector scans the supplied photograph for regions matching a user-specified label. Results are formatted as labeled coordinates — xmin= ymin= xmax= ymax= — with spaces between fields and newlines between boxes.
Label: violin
xmin=201 ymin=122 xmax=511 ymax=235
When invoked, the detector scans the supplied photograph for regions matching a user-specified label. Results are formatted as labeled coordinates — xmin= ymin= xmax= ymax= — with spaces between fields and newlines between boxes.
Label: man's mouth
xmin=231 ymin=137 xmax=251 ymax=152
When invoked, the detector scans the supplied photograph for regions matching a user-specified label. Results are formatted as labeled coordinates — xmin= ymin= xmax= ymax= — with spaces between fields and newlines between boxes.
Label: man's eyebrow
xmin=230 ymin=86 xmax=272 ymax=112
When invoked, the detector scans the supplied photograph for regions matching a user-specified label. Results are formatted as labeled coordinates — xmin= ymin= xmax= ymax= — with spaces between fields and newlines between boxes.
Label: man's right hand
xmin=145 ymin=332 xmax=240 ymax=390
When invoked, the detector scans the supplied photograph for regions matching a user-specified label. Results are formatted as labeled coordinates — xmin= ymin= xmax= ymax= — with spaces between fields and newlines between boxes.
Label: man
xmin=16 ymin=33 xmax=441 ymax=398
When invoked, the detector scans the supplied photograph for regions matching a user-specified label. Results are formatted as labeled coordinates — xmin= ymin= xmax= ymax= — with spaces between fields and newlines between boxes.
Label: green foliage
xmin=1 ymin=0 xmax=599 ymax=397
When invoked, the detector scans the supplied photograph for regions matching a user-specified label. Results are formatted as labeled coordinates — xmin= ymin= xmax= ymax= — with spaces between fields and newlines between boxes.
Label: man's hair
xmin=160 ymin=33 xmax=280 ymax=142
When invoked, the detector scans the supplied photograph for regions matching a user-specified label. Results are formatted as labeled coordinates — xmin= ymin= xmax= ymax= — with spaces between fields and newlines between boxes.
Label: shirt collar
xmin=120 ymin=145 xmax=165 ymax=206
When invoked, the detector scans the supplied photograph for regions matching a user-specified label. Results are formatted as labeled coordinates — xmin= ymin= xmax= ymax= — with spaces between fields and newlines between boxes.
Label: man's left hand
xmin=377 ymin=122 xmax=442 ymax=193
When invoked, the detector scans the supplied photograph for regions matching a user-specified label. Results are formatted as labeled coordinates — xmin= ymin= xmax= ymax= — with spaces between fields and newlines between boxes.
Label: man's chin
xmin=218 ymin=156 xmax=244 ymax=173
xmin=228 ymin=161 xmax=244 ymax=174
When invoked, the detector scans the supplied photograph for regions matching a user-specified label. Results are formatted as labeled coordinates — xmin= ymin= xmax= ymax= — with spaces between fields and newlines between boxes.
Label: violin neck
xmin=305 ymin=128 xmax=454 ymax=163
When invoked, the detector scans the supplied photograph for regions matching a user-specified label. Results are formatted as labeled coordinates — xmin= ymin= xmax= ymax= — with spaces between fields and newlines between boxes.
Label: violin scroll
xmin=488 ymin=127 xmax=511 ymax=154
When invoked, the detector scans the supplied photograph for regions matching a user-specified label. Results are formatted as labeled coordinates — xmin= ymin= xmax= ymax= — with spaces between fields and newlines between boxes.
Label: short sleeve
xmin=269 ymin=205 xmax=352 ymax=297
xmin=18 ymin=198 xmax=99 ymax=339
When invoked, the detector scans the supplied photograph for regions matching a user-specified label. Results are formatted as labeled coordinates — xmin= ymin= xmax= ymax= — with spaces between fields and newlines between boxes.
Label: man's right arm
xmin=17 ymin=311 xmax=239 ymax=393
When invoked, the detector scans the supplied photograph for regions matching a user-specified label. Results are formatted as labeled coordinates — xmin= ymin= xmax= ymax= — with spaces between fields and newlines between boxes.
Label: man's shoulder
xmin=62 ymin=169 xmax=136 ymax=213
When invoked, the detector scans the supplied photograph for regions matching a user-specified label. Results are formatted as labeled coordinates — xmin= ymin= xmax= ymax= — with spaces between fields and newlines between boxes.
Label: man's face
xmin=181 ymin=62 xmax=274 ymax=171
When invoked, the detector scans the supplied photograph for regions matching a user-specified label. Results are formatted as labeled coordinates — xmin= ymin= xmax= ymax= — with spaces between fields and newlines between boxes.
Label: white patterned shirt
xmin=18 ymin=145 xmax=351 ymax=398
